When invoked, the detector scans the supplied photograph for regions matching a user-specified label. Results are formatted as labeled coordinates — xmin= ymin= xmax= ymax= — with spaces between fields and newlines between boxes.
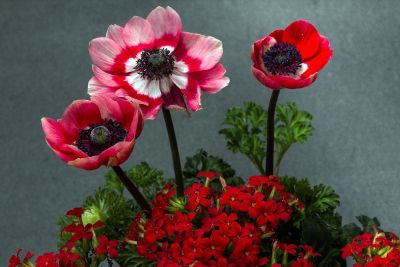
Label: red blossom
xmin=95 ymin=235 xmax=119 ymax=259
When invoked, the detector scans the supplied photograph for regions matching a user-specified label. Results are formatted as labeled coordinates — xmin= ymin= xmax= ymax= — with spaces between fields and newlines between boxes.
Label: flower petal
xmin=98 ymin=141 xmax=135 ymax=167
xmin=192 ymin=63 xmax=230 ymax=94
xmin=89 ymin=37 xmax=132 ymax=74
xmin=174 ymin=32 xmax=223 ymax=72
xmin=146 ymin=6 xmax=182 ymax=50
xmin=106 ymin=24 xmax=126 ymax=48
xmin=181 ymin=77 xmax=202 ymax=111
xmin=282 ymin=20 xmax=320 ymax=60
xmin=60 ymin=100 xmax=102 ymax=138
xmin=68 ymin=155 xmax=102 ymax=170
xmin=162 ymin=84 xmax=187 ymax=111
xmin=91 ymin=95 xmax=123 ymax=122
xmin=92 ymin=65 xmax=126 ymax=88
xmin=302 ymin=36 xmax=333 ymax=77
xmin=273 ymin=74 xmax=318 ymax=89
xmin=251 ymin=67 xmax=282 ymax=90
xmin=41 ymin=118 xmax=73 ymax=149
xmin=113 ymin=97 xmax=144 ymax=140
xmin=123 ymin=16 xmax=155 ymax=57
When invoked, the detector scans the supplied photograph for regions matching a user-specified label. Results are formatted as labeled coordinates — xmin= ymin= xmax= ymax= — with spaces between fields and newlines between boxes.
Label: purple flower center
xmin=76 ymin=119 xmax=127 ymax=156
xmin=135 ymin=48 xmax=175 ymax=80
xmin=263 ymin=43 xmax=302 ymax=75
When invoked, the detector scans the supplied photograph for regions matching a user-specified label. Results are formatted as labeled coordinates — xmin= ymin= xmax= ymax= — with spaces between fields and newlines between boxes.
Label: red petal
xmin=282 ymin=20 xmax=320 ymax=60
xmin=302 ymin=35 xmax=333 ymax=77
xmin=251 ymin=66 xmax=282 ymax=90
xmin=60 ymin=100 xmax=102 ymax=138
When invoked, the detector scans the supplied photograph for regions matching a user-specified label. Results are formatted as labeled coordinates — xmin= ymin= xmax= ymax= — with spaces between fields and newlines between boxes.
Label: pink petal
xmin=98 ymin=141 xmax=135 ymax=167
xmin=181 ymin=77 xmax=202 ymax=111
xmin=123 ymin=16 xmax=155 ymax=57
xmin=60 ymin=100 xmax=102 ymax=138
xmin=282 ymin=20 xmax=320 ymax=60
xmin=41 ymin=117 xmax=73 ymax=149
xmin=192 ymin=63 xmax=230 ymax=94
xmin=139 ymin=97 xmax=163 ymax=120
xmin=251 ymin=66 xmax=282 ymax=90
xmin=147 ymin=6 xmax=182 ymax=50
xmin=91 ymin=95 xmax=123 ymax=123
xmin=106 ymin=24 xmax=126 ymax=48
xmin=68 ymin=155 xmax=102 ymax=170
xmin=174 ymin=32 xmax=223 ymax=72
xmin=89 ymin=37 xmax=132 ymax=74
xmin=92 ymin=65 xmax=126 ymax=88
xmin=302 ymin=36 xmax=333 ymax=77
xmin=162 ymin=84 xmax=187 ymax=111
xmin=113 ymin=97 xmax=144 ymax=140
xmin=88 ymin=76 xmax=117 ymax=96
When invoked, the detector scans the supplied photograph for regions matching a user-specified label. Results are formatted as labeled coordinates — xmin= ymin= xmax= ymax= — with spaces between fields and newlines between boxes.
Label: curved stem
xmin=112 ymin=166 xmax=151 ymax=216
xmin=265 ymin=90 xmax=280 ymax=176
xmin=162 ymin=108 xmax=184 ymax=197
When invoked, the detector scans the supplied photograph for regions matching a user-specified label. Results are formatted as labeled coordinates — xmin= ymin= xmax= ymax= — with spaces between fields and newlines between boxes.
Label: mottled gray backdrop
xmin=1 ymin=0 xmax=399 ymax=265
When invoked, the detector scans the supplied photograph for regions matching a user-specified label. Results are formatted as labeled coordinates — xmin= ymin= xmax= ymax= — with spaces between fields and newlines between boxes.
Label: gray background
xmin=1 ymin=0 xmax=399 ymax=264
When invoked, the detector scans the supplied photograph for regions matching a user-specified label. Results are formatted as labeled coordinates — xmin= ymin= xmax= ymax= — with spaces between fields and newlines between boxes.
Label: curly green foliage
xmin=274 ymin=102 xmax=314 ymax=174
xmin=105 ymin=161 xmax=165 ymax=200
xmin=183 ymin=149 xmax=244 ymax=191
xmin=219 ymin=102 xmax=314 ymax=175
xmin=278 ymin=176 xmax=345 ymax=267
xmin=219 ymin=102 xmax=267 ymax=174
xmin=119 ymin=246 xmax=156 ymax=267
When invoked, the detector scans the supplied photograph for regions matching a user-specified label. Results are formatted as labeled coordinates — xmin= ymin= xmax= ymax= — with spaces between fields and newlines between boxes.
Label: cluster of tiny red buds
xmin=8 ymin=208 xmax=120 ymax=267
xmin=126 ymin=174 xmax=313 ymax=266
xmin=342 ymin=228 xmax=400 ymax=266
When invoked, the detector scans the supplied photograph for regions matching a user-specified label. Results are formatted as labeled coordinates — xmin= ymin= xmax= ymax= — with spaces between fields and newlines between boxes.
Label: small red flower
xmin=41 ymin=95 xmax=143 ymax=170
xmin=65 ymin=207 xmax=84 ymax=218
xmin=36 ymin=252 xmax=59 ymax=267
xmin=251 ymin=20 xmax=332 ymax=90
xmin=95 ymin=235 xmax=119 ymax=259
xmin=185 ymin=183 xmax=211 ymax=210
xmin=8 ymin=249 xmax=34 ymax=267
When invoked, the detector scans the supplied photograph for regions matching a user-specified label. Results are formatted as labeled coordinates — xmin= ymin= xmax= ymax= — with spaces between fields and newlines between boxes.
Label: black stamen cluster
xmin=135 ymin=48 xmax=175 ymax=80
xmin=263 ymin=43 xmax=302 ymax=75
xmin=76 ymin=119 xmax=128 ymax=156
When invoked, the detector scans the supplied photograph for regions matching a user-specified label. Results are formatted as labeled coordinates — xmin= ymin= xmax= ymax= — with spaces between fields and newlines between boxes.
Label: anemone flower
xmin=251 ymin=20 xmax=332 ymax=90
xmin=88 ymin=6 xmax=229 ymax=119
xmin=41 ymin=95 xmax=143 ymax=170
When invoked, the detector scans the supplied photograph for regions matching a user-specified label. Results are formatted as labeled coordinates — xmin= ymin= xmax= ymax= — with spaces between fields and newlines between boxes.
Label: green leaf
xmin=105 ymin=162 xmax=165 ymax=200
xmin=183 ymin=149 xmax=236 ymax=179
xmin=219 ymin=102 xmax=267 ymax=174
xmin=219 ymin=102 xmax=314 ymax=175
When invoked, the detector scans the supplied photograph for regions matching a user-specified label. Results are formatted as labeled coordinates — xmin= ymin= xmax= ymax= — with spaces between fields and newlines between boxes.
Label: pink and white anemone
xmin=41 ymin=96 xmax=143 ymax=170
xmin=88 ymin=6 xmax=230 ymax=120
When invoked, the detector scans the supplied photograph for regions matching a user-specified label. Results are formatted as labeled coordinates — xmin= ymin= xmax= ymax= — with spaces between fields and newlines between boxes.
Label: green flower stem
xmin=265 ymin=90 xmax=280 ymax=176
xmin=112 ymin=166 xmax=151 ymax=215
xmin=162 ymin=108 xmax=184 ymax=197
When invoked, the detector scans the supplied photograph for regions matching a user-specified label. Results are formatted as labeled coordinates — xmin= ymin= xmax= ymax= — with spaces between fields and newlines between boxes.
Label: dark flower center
xmin=263 ymin=43 xmax=302 ymax=75
xmin=76 ymin=119 xmax=127 ymax=156
xmin=135 ymin=48 xmax=175 ymax=80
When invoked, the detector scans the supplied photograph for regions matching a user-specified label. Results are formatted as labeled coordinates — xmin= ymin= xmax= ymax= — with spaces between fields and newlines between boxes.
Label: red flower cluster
xmin=342 ymin=230 xmax=400 ymax=266
xmin=126 ymin=175 xmax=315 ymax=266
xmin=8 ymin=208 xmax=119 ymax=267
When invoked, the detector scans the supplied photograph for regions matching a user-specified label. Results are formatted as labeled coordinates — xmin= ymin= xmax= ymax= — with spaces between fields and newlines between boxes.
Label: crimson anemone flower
xmin=88 ymin=6 xmax=229 ymax=119
xmin=41 ymin=95 xmax=143 ymax=170
xmin=251 ymin=20 xmax=332 ymax=90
